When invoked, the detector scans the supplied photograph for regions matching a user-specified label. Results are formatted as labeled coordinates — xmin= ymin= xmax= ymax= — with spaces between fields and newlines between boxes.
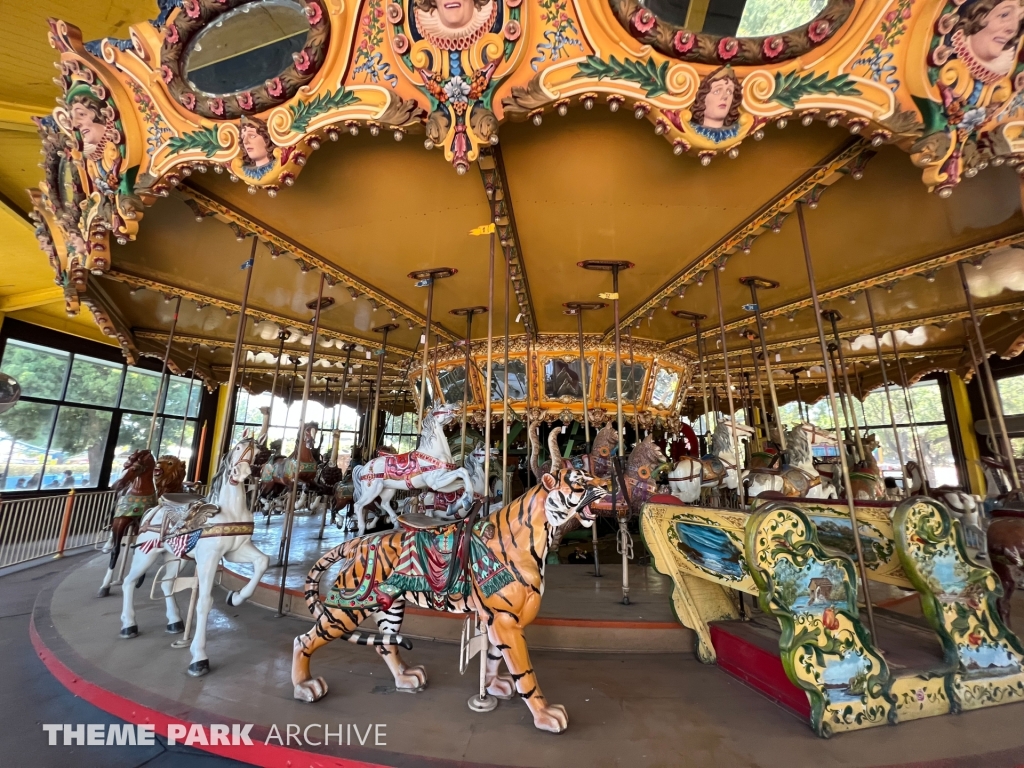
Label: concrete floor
xmin=34 ymin=554 xmax=1024 ymax=767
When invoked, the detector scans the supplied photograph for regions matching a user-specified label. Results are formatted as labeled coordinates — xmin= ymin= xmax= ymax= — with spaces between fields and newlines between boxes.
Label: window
xmin=382 ymin=412 xmax=417 ymax=454
xmin=0 ymin=337 xmax=202 ymax=492
xmin=230 ymin=389 xmax=359 ymax=461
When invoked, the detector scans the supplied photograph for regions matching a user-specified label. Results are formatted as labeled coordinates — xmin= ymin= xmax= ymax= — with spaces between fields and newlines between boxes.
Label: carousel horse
xmin=744 ymin=422 xmax=839 ymax=501
xmin=257 ymin=420 xmax=320 ymax=516
xmin=350 ymin=404 xmax=474 ymax=535
xmin=251 ymin=405 xmax=273 ymax=476
xmin=417 ymin=442 xmax=500 ymax=519
xmin=987 ymin=515 xmax=1024 ymax=628
xmin=848 ymin=433 xmax=886 ymax=500
xmin=118 ymin=437 xmax=269 ymax=676
xmin=97 ymin=450 xmax=157 ymax=598
xmin=907 ymin=460 xmax=985 ymax=548
xmin=668 ymin=417 xmax=755 ymax=504
xmin=291 ymin=461 xmax=610 ymax=733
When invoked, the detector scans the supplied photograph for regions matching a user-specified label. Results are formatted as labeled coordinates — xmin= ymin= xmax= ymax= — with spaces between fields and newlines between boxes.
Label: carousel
xmin=10 ymin=0 xmax=1024 ymax=762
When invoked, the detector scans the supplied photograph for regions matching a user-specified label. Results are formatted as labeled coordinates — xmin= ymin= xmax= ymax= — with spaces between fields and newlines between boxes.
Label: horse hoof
xmin=187 ymin=660 xmax=210 ymax=677
xmin=166 ymin=621 xmax=184 ymax=634
xmin=97 ymin=586 xmax=110 ymax=598
xmin=120 ymin=625 xmax=138 ymax=639
xmin=224 ymin=591 xmax=236 ymax=607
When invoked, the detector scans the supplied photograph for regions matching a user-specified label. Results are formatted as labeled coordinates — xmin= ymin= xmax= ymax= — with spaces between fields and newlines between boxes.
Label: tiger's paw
xmin=395 ymin=665 xmax=427 ymax=692
xmin=487 ymin=674 xmax=515 ymax=700
xmin=533 ymin=704 xmax=568 ymax=733
xmin=294 ymin=677 xmax=329 ymax=702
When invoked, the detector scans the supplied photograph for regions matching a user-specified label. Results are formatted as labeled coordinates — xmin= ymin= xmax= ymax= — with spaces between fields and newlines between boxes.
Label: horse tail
xmin=304 ymin=538 xmax=362 ymax=620
xmin=350 ymin=464 xmax=365 ymax=503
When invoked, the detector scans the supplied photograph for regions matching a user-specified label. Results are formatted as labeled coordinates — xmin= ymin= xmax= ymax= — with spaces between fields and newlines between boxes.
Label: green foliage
xmin=573 ymin=55 xmax=669 ymax=98
xmin=737 ymin=0 xmax=826 ymax=37
xmin=289 ymin=89 xmax=360 ymax=134
xmin=771 ymin=71 xmax=862 ymax=110
xmin=2 ymin=343 xmax=68 ymax=399
xmin=166 ymin=126 xmax=223 ymax=158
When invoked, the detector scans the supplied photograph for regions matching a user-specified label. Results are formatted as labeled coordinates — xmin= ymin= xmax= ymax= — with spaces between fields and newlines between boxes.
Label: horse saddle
xmin=160 ymin=493 xmax=219 ymax=538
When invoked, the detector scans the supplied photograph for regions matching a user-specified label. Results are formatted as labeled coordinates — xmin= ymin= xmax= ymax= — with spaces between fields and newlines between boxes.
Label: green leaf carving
xmin=166 ymin=126 xmax=222 ymax=158
xmin=770 ymin=71 xmax=862 ymax=110
xmin=572 ymin=55 xmax=669 ymax=98
xmin=289 ymin=88 xmax=361 ymax=134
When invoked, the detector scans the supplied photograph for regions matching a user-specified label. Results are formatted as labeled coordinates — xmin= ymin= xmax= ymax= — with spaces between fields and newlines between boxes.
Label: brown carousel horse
xmin=987 ymin=514 xmax=1024 ymax=628
xmin=257 ymin=420 xmax=320 ymax=517
xmin=848 ymin=433 xmax=886 ymax=500
xmin=97 ymin=451 xmax=185 ymax=597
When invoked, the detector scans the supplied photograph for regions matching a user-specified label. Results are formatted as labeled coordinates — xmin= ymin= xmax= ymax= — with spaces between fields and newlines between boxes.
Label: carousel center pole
xmin=674 ymin=311 xmax=712 ymax=443
xmin=580 ymin=259 xmax=634 ymax=605
xmin=741 ymin=278 xmax=787 ymax=452
xmin=410 ymin=268 xmax=456 ymax=429
xmin=178 ymin=344 xmax=201 ymax=454
xmin=863 ymin=289 xmax=911 ymax=496
xmin=277 ymin=273 xmax=327 ymax=617
xmin=147 ymin=296 xmax=182 ymax=452
xmin=369 ymin=324 xmax=399 ymax=457
xmin=824 ymin=310 xmax=866 ymax=464
xmin=797 ymin=202 xmax=877 ymax=640
xmin=566 ymin=301 xmax=607 ymax=577
xmin=220 ymin=238 xmax=258 ymax=462
xmin=888 ymin=327 xmax=931 ymax=495
xmin=468 ymin=225 xmax=498 ymax=714
xmin=451 ymin=307 xmax=487 ymax=464
xmin=957 ymin=261 xmax=1022 ymax=493
xmin=712 ymin=266 xmax=745 ymax=509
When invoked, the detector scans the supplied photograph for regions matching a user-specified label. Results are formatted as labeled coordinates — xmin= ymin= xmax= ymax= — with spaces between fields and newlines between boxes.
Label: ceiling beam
xmin=178 ymin=183 xmax=459 ymax=342
xmin=477 ymin=146 xmax=538 ymax=336
xmin=667 ymin=231 xmax=1024 ymax=348
xmin=103 ymin=268 xmax=416 ymax=352
xmin=700 ymin=346 xmax=966 ymax=373
xmin=0 ymin=101 xmax=41 ymax=133
xmin=695 ymin=298 xmax=1024 ymax=362
xmin=0 ymin=287 xmax=64 ymax=312
xmin=610 ymin=139 xmax=871 ymax=337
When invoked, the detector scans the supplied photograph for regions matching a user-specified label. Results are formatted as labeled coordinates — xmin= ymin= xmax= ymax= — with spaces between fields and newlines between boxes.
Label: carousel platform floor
xmin=224 ymin=511 xmax=687 ymax=653
xmin=32 ymin=555 xmax=1024 ymax=767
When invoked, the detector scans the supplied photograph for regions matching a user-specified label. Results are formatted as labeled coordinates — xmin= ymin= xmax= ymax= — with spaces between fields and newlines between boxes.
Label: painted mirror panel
xmin=736 ymin=0 xmax=826 ymax=36
xmin=544 ymin=359 xmax=592 ymax=400
xmin=185 ymin=0 xmax=309 ymax=96
xmin=489 ymin=360 xmax=528 ymax=401
xmin=605 ymin=363 xmax=645 ymax=402
xmin=437 ymin=366 xmax=472 ymax=404
xmin=650 ymin=368 xmax=680 ymax=408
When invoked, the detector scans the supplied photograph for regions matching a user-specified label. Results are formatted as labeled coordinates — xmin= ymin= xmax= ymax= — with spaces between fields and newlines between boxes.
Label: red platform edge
xmin=29 ymin=616 xmax=387 ymax=768
xmin=710 ymin=624 xmax=811 ymax=721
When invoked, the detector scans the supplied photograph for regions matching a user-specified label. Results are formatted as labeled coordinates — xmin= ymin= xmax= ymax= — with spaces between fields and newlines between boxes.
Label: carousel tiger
xmin=292 ymin=466 xmax=610 ymax=733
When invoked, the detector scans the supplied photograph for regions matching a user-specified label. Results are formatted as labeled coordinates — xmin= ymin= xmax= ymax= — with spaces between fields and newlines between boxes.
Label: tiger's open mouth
xmin=577 ymin=483 xmax=609 ymax=520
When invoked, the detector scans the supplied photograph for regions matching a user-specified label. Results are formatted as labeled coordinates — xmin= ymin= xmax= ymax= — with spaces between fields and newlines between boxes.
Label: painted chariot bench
xmin=641 ymin=496 xmax=1024 ymax=737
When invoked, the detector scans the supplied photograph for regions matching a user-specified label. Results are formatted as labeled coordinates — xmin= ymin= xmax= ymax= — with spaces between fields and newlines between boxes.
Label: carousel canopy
xmin=1 ymin=0 xmax=1023 ymax=418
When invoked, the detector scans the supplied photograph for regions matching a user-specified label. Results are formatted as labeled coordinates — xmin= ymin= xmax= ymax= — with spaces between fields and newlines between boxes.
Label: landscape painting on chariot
xmin=819 ymin=649 xmax=873 ymax=705
xmin=807 ymin=514 xmax=892 ymax=568
xmin=772 ymin=557 xmax=850 ymax=615
xmin=960 ymin=642 xmax=1022 ymax=679
xmin=673 ymin=520 xmax=745 ymax=581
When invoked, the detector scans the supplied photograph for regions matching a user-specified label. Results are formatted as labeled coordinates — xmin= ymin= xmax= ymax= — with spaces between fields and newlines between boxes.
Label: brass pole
xmin=148 ymin=296 xmax=182 ymax=451
xmin=577 ymin=311 xmax=591 ymax=443
xmin=962 ymin=321 xmax=999 ymax=455
xmin=177 ymin=344 xmax=201 ymax=454
xmin=864 ymin=290 xmax=910 ymax=495
xmin=797 ymin=202 xmax=877 ymax=640
xmin=278 ymin=273 xmax=326 ymax=616
xmin=695 ymin=318 xmax=712 ymax=437
xmin=889 ymin=329 xmax=931 ymax=495
xmin=745 ymin=335 xmax=769 ymax=451
xmin=369 ymin=324 xmax=398 ymax=457
xmin=411 ymin=268 xmax=456 ymax=427
xmin=712 ymin=267 xmax=744 ymax=508
xmin=743 ymin=280 xmax=787 ymax=451
xmin=825 ymin=311 xmax=866 ymax=463
xmin=503 ymin=252 xmax=511 ymax=506
xmin=220 ymin=238 xmax=258 ymax=460
xmin=957 ymin=262 xmax=1021 ymax=492
xmin=627 ymin=327 xmax=640 ymax=438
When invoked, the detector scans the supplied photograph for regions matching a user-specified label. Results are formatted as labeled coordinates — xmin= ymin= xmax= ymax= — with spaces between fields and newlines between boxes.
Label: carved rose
xmin=266 ymin=77 xmax=284 ymax=97
xmin=237 ymin=91 xmax=254 ymax=111
xmin=762 ymin=35 xmax=785 ymax=59
xmin=717 ymin=37 xmax=739 ymax=61
xmin=631 ymin=8 xmax=657 ymax=36
xmin=180 ymin=92 xmax=196 ymax=110
xmin=160 ymin=65 xmax=174 ymax=84
xmin=292 ymin=49 xmax=312 ymax=72
xmin=209 ymin=98 xmax=225 ymax=116
xmin=807 ymin=19 xmax=831 ymax=43
xmin=305 ymin=1 xmax=323 ymax=25
xmin=182 ymin=0 xmax=201 ymax=19
xmin=165 ymin=24 xmax=179 ymax=45
xmin=672 ymin=30 xmax=695 ymax=55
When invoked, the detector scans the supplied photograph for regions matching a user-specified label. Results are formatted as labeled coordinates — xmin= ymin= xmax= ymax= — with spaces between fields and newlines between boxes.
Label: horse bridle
xmin=228 ymin=440 xmax=257 ymax=485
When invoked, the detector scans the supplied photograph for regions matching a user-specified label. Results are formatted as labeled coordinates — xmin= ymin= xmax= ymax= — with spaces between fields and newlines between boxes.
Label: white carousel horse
xmin=745 ymin=422 xmax=840 ymax=500
xmin=118 ymin=437 xmax=270 ymax=677
xmin=350 ymin=404 xmax=474 ymax=535
xmin=907 ymin=460 xmax=986 ymax=549
xmin=668 ymin=417 xmax=755 ymax=504
xmin=415 ymin=442 xmax=501 ymax=519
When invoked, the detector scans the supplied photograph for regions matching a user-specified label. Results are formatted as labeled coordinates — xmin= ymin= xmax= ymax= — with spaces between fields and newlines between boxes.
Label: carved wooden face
xmin=971 ymin=0 xmax=1023 ymax=64
xmin=437 ymin=0 xmax=474 ymax=29
xmin=241 ymin=125 xmax=271 ymax=166
xmin=69 ymin=101 xmax=105 ymax=147
xmin=702 ymin=78 xmax=735 ymax=128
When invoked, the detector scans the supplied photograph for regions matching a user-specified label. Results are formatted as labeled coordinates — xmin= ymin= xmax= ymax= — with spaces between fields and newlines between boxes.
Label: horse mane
xmin=711 ymin=421 xmax=733 ymax=454
xmin=591 ymin=423 xmax=617 ymax=456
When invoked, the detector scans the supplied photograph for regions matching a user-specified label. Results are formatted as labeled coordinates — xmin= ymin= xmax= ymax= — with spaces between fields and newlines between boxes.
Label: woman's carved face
xmin=437 ymin=0 xmax=474 ymax=29
xmin=702 ymin=78 xmax=735 ymax=128
xmin=241 ymin=125 xmax=270 ymax=166
xmin=971 ymin=0 xmax=1023 ymax=63
xmin=70 ymin=102 xmax=105 ymax=146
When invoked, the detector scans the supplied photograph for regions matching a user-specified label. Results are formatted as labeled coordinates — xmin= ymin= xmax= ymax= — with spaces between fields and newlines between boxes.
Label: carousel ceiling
xmin=3 ymin=0 xmax=1024 ymax=415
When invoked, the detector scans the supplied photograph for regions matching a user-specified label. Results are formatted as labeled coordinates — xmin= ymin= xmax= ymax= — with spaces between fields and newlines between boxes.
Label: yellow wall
xmin=949 ymin=374 xmax=983 ymax=495
xmin=208 ymin=384 xmax=231 ymax=479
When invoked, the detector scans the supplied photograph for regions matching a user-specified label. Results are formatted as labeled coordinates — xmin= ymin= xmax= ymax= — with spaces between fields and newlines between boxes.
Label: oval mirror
xmin=737 ymin=0 xmax=826 ymax=36
xmin=638 ymin=0 xmax=825 ymax=37
xmin=185 ymin=0 xmax=309 ymax=96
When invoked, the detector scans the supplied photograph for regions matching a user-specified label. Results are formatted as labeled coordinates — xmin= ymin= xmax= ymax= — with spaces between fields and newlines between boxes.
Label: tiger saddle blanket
xmin=325 ymin=513 xmax=514 ymax=612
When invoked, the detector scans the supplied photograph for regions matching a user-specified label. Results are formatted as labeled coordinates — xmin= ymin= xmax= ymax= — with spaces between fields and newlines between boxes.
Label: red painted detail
xmin=710 ymin=623 xmax=811 ymax=720
xmin=647 ymin=494 xmax=685 ymax=506
xmin=30 ymin=618 xmax=386 ymax=768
